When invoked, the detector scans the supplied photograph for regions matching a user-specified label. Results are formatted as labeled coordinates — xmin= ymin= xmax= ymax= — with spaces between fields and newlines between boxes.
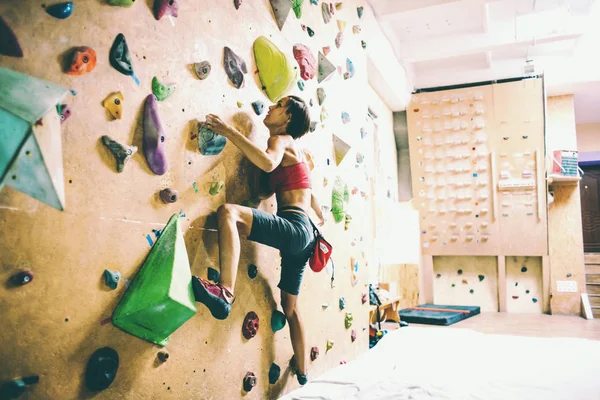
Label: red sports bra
xmin=269 ymin=162 xmax=312 ymax=192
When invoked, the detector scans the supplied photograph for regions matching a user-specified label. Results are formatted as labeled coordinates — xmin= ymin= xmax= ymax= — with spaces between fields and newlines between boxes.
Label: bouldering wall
xmin=0 ymin=1 xmax=402 ymax=399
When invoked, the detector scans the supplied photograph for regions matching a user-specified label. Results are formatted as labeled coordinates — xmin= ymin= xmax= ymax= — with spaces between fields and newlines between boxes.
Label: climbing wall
xmin=407 ymin=78 xmax=549 ymax=311
xmin=433 ymin=256 xmax=499 ymax=312
xmin=505 ymin=256 xmax=543 ymax=314
xmin=0 ymin=1 xmax=389 ymax=399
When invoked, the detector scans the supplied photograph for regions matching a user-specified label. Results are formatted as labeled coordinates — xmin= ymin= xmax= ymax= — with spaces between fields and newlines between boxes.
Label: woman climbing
xmin=192 ymin=95 xmax=324 ymax=386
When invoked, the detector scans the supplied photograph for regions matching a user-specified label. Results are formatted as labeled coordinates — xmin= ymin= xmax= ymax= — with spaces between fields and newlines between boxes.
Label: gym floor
xmin=383 ymin=312 xmax=600 ymax=341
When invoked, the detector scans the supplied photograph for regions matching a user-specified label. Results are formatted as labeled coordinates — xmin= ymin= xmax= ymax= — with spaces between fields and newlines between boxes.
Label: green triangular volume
xmin=112 ymin=214 xmax=196 ymax=346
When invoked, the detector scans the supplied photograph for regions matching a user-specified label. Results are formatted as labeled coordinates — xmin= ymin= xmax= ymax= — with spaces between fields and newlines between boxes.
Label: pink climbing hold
xmin=154 ymin=0 xmax=178 ymax=20
xmin=293 ymin=44 xmax=317 ymax=81
xmin=335 ymin=32 xmax=344 ymax=49
xmin=310 ymin=346 xmax=319 ymax=361
xmin=351 ymin=329 xmax=357 ymax=342
xmin=322 ymin=46 xmax=331 ymax=56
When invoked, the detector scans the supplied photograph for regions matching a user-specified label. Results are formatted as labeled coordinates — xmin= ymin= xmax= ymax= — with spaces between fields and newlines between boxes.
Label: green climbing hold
xmin=152 ymin=77 xmax=175 ymax=101
xmin=209 ymin=181 xmax=224 ymax=195
xmin=207 ymin=267 xmax=219 ymax=282
xmin=526 ymin=289 xmax=530 ymax=294
xmin=451 ymin=283 xmax=456 ymax=287
xmin=332 ymin=177 xmax=346 ymax=223
xmin=326 ymin=339 xmax=334 ymax=351
xmin=470 ymin=289 xmax=474 ymax=294
xmin=478 ymin=275 xmax=485 ymax=282
xmin=297 ymin=80 xmax=305 ymax=91
xmin=271 ymin=310 xmax=286 ymax=331
xmin=292 ymin=0 xmax=303 ymax=18
xmin=344 ymin=312 xmax=353 ymax=329
xmin=253 ymin=36 xmax=298 ymax=102
xmin=108 ymin=0 xmax=135 ymax=6
xmin=112 ymin=214 xmax=196 ymax=346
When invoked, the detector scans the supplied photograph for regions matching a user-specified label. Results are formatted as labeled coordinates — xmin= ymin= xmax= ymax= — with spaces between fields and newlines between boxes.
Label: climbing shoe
xmin=290 ymin=355 xmax=308 ymax=386
xmin=192 ymin=276 xmax=234 ymax=320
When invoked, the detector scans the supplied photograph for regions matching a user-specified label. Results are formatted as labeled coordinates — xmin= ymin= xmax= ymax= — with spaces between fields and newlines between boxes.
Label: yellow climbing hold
xmin=337 ymin=20 xmax=346 ymax=32
xmin=103 ymin=91 xmax=124 ymax=120
xmin=253 ymin=36 xmax=298 ymax=103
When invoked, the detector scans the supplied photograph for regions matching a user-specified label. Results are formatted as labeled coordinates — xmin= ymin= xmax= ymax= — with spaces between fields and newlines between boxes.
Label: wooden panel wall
xmin=0 ymin=1 xmax=392 ymax=398
xmin=546 ymin=95 xmax=586 ymax=315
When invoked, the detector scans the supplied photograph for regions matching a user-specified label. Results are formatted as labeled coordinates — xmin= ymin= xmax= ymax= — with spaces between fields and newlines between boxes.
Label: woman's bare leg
xmin=216 ymin=204 xmax=253 ymax=294
xmin=282 ymin=290 xmax=307 ymax=377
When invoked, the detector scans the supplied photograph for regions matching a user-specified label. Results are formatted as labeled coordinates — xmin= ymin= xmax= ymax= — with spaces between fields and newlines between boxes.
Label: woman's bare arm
xmin=205 ymin=114 xmax=285 ymax=172
xmin=311 ymin=193 xmax=325 ymax=226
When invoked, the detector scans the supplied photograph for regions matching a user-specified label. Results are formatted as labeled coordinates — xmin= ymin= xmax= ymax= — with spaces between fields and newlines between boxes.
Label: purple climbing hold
xmin=335 ymin=32 xmax=343 ymax=49
xmin=46 ymin=2 xmax=74 ymax=19
xmin=242 ymin=311 xmax=259 ymax=339
xmin=310 ymin=346 xmax=319 ymax=361
xmin=154 ymin=0 xmax=178 ymax=20
xmin=0 ymin=16 xmax=23 ymax=57
xmin=143 ymin=94 xmax=169 ymax=175
xmin=224 ymin=46 xmax=247 ymax=89
xmin=160 ymin=188 xmax=178 ymax=203
xmin=57 ymin=104 xmax=72 ymax=124
xmin=351 ymin=329 xmax=356 ymax=342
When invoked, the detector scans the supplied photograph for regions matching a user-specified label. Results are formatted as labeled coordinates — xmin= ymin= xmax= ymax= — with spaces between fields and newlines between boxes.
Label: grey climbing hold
xmin=478 ymin=275 xmax=485 ymax=282
xmin=194 ymin=61 xmax=211 ymax=80
xmin=208 ymin=267 xmax=220 ymax=282
xmin=101 ymin=135 xmax=137 ymax=173
xmin=157 ymin=350 xmax=169 ymax=363
xmin=248 ymin=264 xmax=258 ymax=279
xmin=251 ymin=101 xmax=265 ymax=115
xmin=268 ymin=363 xmax=280 ymax=384
xmin=160 ymin=188 xmax=178 ymax=204
xmin=322 ymin=2 xmax=331 ymax=23
xmin=567 ymin=273 xmax=572 ymax=278
xmin=317 ymin=87 xmax=326 ymax=105
xmin=297 ymin=80 xmax=305 ymax=91
xmin=310 ymin=121 xmax=317 ymax=132
xmin=104 ymin=269 xmax=121 ymax=290
xmin=309 ymin=98 xmax=313 ymax=107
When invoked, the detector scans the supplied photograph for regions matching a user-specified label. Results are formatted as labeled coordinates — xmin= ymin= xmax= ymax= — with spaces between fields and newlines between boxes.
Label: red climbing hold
xmin=242 ymin=311 xmax=259 ymax=339
xmin=310 ymin=346 xmax=319 ymax=361
xmin=154 ymin=0 xmax=178 ymax=20
xmin=243 ymin=372 xmax=257 ymax=391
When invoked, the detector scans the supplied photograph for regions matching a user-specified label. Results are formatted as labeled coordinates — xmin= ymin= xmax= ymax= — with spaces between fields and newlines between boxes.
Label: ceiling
xmin=369 ymin=0 xmax=600 ymax=123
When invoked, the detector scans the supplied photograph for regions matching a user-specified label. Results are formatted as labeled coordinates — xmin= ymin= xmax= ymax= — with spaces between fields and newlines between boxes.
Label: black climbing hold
xmin=109 ymin=33 xmax=135 ymax=77
xmin=457 ymin=269 xmax=463 ymax=275
xmin=10 ymin=270 xmax=34 ymax=286
xmin=469 ymin=289 xmax=474 ymax=294
xmin=309 ymin=121 xmax=317 ymax=132
xmin=361 ymin=40 xmax=367 ymax=49
xmin=526 ymin=289 xmax=530 ymax=294
xmin=521 ymin=266 xmax=527 ymax=273
xmin=268 ymin=363 xmax=280 ymax=384
xmin=207 ymin=267 xmax=220 ymax=282
xmin=532 ymin=298 xmax=538 ymax=303
xmin=0 ymin=376 xmax=38 ymax=399
xmin=307 ymin=26 xmax=315 ymax=37
xmin=478 ymin=275 xmax=485 ymax=282
xmin=46 ymin=2 xmax=73 ymax=19
xmin=515 ymin=282 xmax=519 ymax=286
xmin=243 ymin=372 xmax=256 ymax=391
xmin=85 ymin=347 xmax=119 ymax=392
xmin=436 ymin=273 xmax=442 ymax=279
xmin=248 ymin=264 xmax=258 ymax=279
xmin=399 ymin=321 xmax=408 ymax=327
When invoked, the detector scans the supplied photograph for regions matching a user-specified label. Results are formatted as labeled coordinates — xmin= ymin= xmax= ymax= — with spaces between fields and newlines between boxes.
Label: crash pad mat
xmin=399 ymin=304 xmax=480 ymax=326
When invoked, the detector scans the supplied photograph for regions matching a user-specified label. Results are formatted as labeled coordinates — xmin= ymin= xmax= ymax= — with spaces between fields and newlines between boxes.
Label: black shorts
xmin=247 ymin=205 xmax=315 ymax=295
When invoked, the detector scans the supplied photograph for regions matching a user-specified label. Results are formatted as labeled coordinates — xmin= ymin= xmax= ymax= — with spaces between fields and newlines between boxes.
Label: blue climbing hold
xmin=521 ymin=266 xmax=527 ymax=273
xmin=297 ymin=80 xmax=305 ymax=91
xmin=104 ymin=270 xmax=121 ymax=290
xmin=251 ymin=101 xmax=265 ymax=115
xmin=478 ymin=275 xmax=485 ymax=282
xmin=532 ymin=298 xmax=538 ymax=303
xmin=248 ymin=264 xmax=258 ymax=279
xmin=269 ymin=363 xmax=281 ymax=384
xmin=271 ymin=310 xmax=286 ymax=332
xmin=46 ymin=2 xmax=73 ymax=19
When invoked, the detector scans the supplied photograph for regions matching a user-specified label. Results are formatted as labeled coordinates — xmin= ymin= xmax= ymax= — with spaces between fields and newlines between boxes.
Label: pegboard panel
xmin=505 ymin=256 xmax=543 ymax=313
xmin=407 ymin=78 xmax=547 ymax=256
xmin=433 ymin=256 xmax=498 ymax=312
